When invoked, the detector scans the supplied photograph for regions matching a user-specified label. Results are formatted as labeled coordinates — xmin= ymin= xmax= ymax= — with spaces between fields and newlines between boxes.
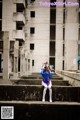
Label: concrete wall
xmin=0 ymin=84 xmax=80 ymax=102
xmin=57 ymin=70 xmax=80 ymax=86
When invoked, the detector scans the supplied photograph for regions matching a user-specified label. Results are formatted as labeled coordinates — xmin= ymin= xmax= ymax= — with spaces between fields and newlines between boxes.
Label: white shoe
xmin=42 ymin=99 xmax=45 ymax=102
xmin=49 ymin=99 xmax=52 ymax=102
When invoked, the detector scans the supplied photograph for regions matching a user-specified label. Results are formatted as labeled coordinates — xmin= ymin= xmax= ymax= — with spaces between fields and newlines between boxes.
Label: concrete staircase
xmin=0 ymin=73 xmax=80 ymax=119
xmin=12 ymin=73 xmax=69 ymax=86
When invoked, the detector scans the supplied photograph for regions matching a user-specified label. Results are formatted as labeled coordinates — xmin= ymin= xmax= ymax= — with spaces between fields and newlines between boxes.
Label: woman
xmin=40 ymin=65 xmax=54 ymax=102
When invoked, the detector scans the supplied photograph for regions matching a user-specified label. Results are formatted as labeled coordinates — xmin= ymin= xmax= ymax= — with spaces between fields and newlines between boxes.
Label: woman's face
xmin=44 ymin=66 xmax=49 ymax=72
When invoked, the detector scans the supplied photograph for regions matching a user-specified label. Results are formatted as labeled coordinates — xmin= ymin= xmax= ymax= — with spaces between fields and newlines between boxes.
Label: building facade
xmin=0 ymin=0 xmax=80 ymax=79
xmin=0 ymin=0 xmax=26 ymax=79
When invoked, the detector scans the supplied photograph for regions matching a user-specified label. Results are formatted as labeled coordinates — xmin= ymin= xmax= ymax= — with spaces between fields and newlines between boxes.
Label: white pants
xmin=42 ymin=80 xmax=52 ymax=102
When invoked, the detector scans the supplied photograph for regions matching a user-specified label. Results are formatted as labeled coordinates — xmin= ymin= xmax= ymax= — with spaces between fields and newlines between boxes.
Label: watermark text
xmin=39 ymin=1 xmax=79 ymax=7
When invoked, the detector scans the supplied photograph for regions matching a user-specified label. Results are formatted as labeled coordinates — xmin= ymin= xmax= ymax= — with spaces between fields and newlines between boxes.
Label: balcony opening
xmin=16 ymin=39 xmax=24 ymax=44
xmin=25 ymin=0 xmax=28 ymax=7
xmin=30 ymin=27 xmax=35 ymax=34
xmin=50 ymin=25 xmax=56 ymax=40
xmin=30 ymin=11 xmax=35 ymax=17
xmin=0 ymin=31 xmax=3 ymax=40
xmin=63 ymin=9 xmax=65 ymax=24
xmin=0 ymin=2 xmax=2 ymax=19
xmin=63 ymin=44 xmax=65 ymax=56
xmin=16 ymin=3 xmax=25 ymax=12
xmin=50 ymin=41 xmax=55 ymax=56
xmin=49 ymin=57 xmax=55 ymax=69
xmin=31 ymin=0 xmax=35 ymax=3
xmin=30 ymin=43 xmax=34 ymax=50
xmin=79 ymin=12 xmax=80 ymax=24
xmin=32 ymin=60 xmax=34 ymax=66
xmin=0 ymin=41 xmax=3 ymax=52
xmin=78 ymin=0 xmax=80 ymax=7
xmin=0 ymin=20 xmax=2 ymax=31
xmin=63 ymin=27 xmax=65 ymax=40
xmin=63 ymin=60 xmax=64 ymax=70
xmin=0 ymin=54 xmax=2 ymax=73
xmin=50 ymin=9 xmax=56 ymax=24
xmin=16 ymin=22 xmax=23 ymax=30
xmin=19 ymin=41 xmax=23 ymax=46
xmin=18 ymin=57 xmax=20 ymax=72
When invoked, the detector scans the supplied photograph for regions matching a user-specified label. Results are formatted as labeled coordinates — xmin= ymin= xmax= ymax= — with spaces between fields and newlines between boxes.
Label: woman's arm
xmin=40 ymin=68 xmax=44 ymax=75
xmin=49 ymin=72 xmax=54 ymax=79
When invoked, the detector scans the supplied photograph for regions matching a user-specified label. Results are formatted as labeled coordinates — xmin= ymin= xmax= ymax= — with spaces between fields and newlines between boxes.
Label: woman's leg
xmin=49 ymin=87 xmax=52 ymax=102
xmin=48 ymin=81 xmax=52 ymax=102
xmin=42 ymin=87 xmax=47 ymax=102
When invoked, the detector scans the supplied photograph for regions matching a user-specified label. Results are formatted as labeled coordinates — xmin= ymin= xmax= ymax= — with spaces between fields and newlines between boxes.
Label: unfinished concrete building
xmin=0 ymin=0 xmax=80 ymax=79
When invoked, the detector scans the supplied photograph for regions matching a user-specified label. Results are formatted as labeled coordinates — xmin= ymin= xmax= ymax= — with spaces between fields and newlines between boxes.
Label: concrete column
xmin=25 ymin=58 xmax=27 ymax=75
xmin=14 ymin=41 xmax=19 ymax=78
xmin=3 ymin=32 xmax=9 ymax=80
xmin=20 ymin=48 xmax=26 ymax=77
xmin=30 ymin=58 xmax=32 ymax=74
xmin=23 ymin=53 xmax=25 ymax=75
xmin=65 ymin=7 xmax=78 ymax=70
xmin=55 ymin=7 xmax=63 ymax=71
xmin=20 ymin=53 xmax=23 ymax=77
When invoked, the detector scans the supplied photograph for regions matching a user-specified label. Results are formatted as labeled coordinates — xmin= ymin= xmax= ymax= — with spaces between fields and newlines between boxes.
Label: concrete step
xmin=29 ymin=74 xmax=57 ymax=77
xmin=21 ymin=76 xmax=63 ymax=80
xmin=0 ymin=101 xmax=80 ymax=120
xmin=0 ymin=85 xmax=80 ymax=102
xmin=32 ymin=72 xmax=57 ymax=76
xmin=21 ymin=72 xmax=63 ymax=80
xmin=11 ymin=79 xmax=69 ymax=86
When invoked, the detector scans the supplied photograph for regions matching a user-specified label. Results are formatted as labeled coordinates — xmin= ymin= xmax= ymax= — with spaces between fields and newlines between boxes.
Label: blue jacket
xmin=40 ymin=68 xmax=53 ymax=85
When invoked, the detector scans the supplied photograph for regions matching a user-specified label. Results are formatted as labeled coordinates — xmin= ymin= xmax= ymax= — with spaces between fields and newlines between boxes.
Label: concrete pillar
xmin=24 ymin=54 xmax=28 ymax=75
xmin=14 ymin=41 xmax=19 ymax=78
xmin=23 ymin=53 xmax=26 ymax=75
xmin=20 ymin=48 xmax=26 ymax=77
xmin=3 ymin=32 xmax=9 ymax=80
xmin=65 ymin=7 xmax=78 ymax=70
xmin=20 ymin=53 xmax=23 ymax=77
xmin=30 ymin=58 xmax=32 ymax=74
xmin=55 ymin=6 xmax=63 ymax=71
